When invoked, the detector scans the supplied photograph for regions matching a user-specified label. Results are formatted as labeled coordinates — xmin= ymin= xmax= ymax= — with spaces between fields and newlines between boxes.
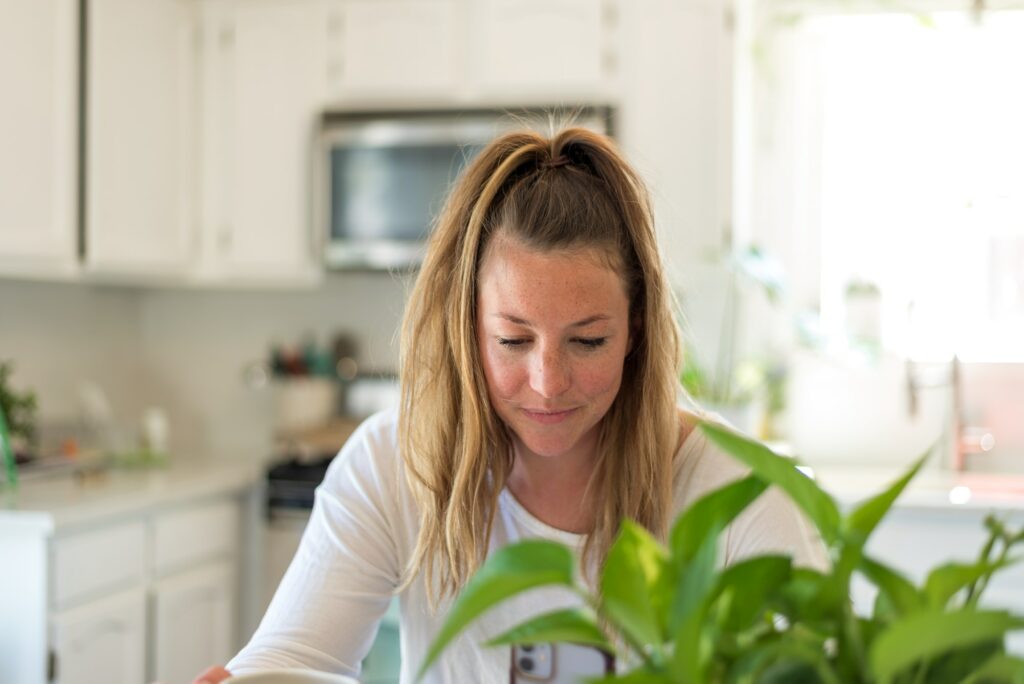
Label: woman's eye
xmin=497 ymin=337 xmax=528 ymax=348
xmin=575 ymin=337 xmax=607 ymax=349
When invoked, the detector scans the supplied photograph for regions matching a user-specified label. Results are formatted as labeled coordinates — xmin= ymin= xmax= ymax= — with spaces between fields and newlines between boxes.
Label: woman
xmin=194 ymin=127 xmax=824 ymax=684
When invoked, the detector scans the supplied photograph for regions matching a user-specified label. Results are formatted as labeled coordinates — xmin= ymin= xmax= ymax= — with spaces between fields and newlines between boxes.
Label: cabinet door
xmin=468 ymin=0 xmax=614 ymax=100
xmin=50 ymin=588 xmax=146 ymax=684
xmin=85 ymin=0 xmax=199 ymax=278
xmin=325 ymin=0 xmax=459 ymax=98
xmin=0 ymin=0 xmax=78 ymax=277
xmin=152 ymin=561 xmax=237 ymax=684
xmin=198 ymin=0 xmax=326 ymax=285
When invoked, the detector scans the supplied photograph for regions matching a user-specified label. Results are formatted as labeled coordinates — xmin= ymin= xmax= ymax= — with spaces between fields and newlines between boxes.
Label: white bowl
xmin=224 ymin=670 xmax=360 ymax=684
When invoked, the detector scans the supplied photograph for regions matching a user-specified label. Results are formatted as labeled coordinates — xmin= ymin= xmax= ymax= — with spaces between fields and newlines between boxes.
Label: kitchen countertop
xmin=0 ymin=457 xmax=264 ymax=534
xmin=808 ymin=464 xmax=1024 ymax=512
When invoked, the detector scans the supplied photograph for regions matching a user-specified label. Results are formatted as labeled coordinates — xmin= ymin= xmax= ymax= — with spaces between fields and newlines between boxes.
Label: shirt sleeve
xmin=227 ymin=412 xmax=405 ymax=676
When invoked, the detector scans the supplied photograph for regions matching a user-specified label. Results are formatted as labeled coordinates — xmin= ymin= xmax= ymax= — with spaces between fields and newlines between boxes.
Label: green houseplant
xmin=681 ymin=245 xmax=788 ymax=437
xmin=418 ymin=422 xmax=1024 ymax=683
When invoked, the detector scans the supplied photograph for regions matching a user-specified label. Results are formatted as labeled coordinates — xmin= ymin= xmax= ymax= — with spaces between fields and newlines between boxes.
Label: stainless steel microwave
xmin=315 ymin=106 xmax=614 ymax=270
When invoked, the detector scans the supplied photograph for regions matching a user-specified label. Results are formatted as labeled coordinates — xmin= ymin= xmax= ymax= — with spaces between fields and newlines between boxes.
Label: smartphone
xmin=509 ymin=643 xmax=615 ymax=682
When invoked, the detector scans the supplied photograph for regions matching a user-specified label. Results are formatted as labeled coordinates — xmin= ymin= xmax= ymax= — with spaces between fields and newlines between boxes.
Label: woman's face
xmin=476 ymin=238 xmax=633 ymax=462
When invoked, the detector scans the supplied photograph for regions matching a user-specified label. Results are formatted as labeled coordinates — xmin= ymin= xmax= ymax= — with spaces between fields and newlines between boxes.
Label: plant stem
xmin=0 ymin=403 xmax=18 ymax=490
xmin=841 ymin=597 xmax=867 ymax=679
xmin=964 ymin=527 xmax=999 ymax=607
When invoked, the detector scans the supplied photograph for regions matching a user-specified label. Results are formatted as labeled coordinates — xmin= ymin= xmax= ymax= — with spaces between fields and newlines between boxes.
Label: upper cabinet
xmin=323 ymin=0 xmax=619 ymax=106
xmin=84 ymin=0 xmax=200 ymax=279
xmin=325 ymin=0 xmax=460 ymax=100
xmin=0 ymin=0 xmax=78 ymax=278
xmin=0 ymin=0 xmax=625 ymax=286
xmin=467 ymin=0 xmax=617 ymax=102
xmin=195 ymin=0 xmax=327 ymax=285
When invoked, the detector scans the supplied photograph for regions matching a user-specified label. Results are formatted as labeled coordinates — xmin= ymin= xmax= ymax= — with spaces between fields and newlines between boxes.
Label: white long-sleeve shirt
xmin=227 ymin=409 xmax=826 ymax=683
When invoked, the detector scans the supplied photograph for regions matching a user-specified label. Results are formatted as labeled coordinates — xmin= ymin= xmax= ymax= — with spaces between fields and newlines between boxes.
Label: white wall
xmin=0 ymin=278 xmax=146 ymax=429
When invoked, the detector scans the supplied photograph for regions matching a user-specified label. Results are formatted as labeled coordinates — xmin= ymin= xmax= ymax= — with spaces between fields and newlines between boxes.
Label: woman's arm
xmin=227 ymin=412 xmax=407 ymax=676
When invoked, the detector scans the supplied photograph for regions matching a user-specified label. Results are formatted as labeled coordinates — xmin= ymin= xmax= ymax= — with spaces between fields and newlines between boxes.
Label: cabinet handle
xmin=48 ymin=649 xmax=58 ymax=683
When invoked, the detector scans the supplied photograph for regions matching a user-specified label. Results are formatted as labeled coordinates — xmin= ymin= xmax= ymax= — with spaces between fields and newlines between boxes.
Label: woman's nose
xmin=530 ymin=347 xmax=571 ymax=398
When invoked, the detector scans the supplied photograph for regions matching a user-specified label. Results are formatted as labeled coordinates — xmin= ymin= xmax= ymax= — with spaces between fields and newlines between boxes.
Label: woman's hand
xmin=191 ymin=665 xmax=232 ymax=683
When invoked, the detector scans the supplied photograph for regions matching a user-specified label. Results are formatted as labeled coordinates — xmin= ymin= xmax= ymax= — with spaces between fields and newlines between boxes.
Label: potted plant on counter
xmin=680 ymin=245 xmax=788 ymax=438
xmin=418 ymin=422 xmax=1024 ymax=683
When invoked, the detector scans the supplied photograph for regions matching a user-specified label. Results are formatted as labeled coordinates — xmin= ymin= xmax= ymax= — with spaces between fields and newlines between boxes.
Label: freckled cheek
xmin=575 ymin=361 xmax=625 ymax=399
xmin=480 ymin=348 xmax=527 ymax=400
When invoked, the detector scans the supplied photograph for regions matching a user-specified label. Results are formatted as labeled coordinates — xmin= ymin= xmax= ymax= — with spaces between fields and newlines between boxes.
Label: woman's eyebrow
xmin=492 ymin=313 xmax=611 ymax=328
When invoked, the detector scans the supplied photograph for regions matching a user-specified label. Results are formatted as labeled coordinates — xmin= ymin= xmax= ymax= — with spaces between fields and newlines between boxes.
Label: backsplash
xmin=0 ymin=272 xmax=409 ymax=461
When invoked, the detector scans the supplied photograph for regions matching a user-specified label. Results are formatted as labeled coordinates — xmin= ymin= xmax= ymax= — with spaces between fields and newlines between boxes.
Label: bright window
xmin=751 ymin=9 xmax=1024 ymax=362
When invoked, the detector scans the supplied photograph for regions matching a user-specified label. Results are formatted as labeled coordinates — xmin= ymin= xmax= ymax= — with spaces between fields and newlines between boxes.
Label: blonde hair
xmin=398 ymin=127 xmax=682 ymax=599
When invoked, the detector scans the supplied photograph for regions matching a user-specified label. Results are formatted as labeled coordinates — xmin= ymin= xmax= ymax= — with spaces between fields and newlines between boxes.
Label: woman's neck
xmin=505 ymin=436 xmax=599 ymax=534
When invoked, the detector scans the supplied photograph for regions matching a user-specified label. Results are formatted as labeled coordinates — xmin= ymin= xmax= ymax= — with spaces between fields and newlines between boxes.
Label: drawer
xmin=52 ymin=521 xmax=146 ymax=609
xmin=152 ymin=499 xmax=239 ymax=576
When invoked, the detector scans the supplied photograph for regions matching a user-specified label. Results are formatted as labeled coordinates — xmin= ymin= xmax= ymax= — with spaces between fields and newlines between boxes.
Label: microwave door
xmin=323 ymin=120 xmax=494 ymax=269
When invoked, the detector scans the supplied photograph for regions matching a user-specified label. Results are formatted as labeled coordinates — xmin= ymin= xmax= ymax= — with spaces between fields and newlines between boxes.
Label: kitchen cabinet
xmin=467 ymin=0 xmax=617 ymax=102
xmin=196 ymin=0 xmax=326 ymax=286
xmin=153 ymin=562 xmax=236 ymax=684
xmin=83 ymin=0 xmax=200 ymax=280
xmin=0 ymin=0 xmax=78 ymax=278
xmin=50 ymin=589 xmax=147 ymax=684
xmin=0 ymin=461 xmax=262 ymax=684
xmin=325 ymin=0 xmax=460 ymax=100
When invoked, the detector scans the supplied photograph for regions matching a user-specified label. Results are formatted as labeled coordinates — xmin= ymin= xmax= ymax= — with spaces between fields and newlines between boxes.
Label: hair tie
xmin=542 ymin=155 xmax=571 ymax=170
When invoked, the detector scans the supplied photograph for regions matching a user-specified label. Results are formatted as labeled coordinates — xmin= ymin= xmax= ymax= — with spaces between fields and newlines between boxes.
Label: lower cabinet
xmin=51 ymin=589 xmax=147 ymax=684
xmin=38 ymin=495 xmax=245 ymax=684
xmin=153 ymin=562 xmax=237 ymax=684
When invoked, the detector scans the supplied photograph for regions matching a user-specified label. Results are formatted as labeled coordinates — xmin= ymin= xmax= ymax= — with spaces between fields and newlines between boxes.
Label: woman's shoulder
xmin=322 ymin=407 xmax=405 ymax=496
xmin=672 ymin=406 xmax=753 ymax=504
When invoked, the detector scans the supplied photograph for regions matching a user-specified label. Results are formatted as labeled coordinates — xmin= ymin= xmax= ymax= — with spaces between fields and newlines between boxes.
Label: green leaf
xmin=726 ymin=638 xmax=841 ymax=684
xmin=844 ymin=453 xmax=928 ymax=548
xmin=715 ymin=555 xmax=793 ymax=631
xmin=860 ymin=555 xmax=924 ymax=619
xmin=416 ymin=540 xmax=577 ymax=681
xmin=669 ymin=529 xmax=720 ymax=682
xmin=924 ymin=558 xmax=1018 ymax=610
xmin=670 ymin=474 xmax=768 ymax=563
xmin=776 ymin=567 xmax=836 ymax=623
xmin=601 ymin=520 xmax=669 ymax=651
xmin=869 ymin=609 xmax=1024 ymax=683
xmin=923 ymin=638 xmax=1003 ymax=684
xmin=700 ymin=422 xmax=842 ymax=545
xmin=484 ymin=607 xmax=612 ymax=652
xmin=961 ymin=653 xmax=1024 ymax=684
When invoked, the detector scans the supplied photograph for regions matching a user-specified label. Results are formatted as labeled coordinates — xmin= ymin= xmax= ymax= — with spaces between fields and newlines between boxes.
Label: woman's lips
xmin=522 ymin=407 xmax=578 ymax=424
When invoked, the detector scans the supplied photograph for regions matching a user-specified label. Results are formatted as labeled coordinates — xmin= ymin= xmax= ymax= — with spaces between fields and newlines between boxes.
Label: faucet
xmin=906 ymin=354 xmax=995 ymax=471
xmin=949 ymin=355 xmax=996 ymax=471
